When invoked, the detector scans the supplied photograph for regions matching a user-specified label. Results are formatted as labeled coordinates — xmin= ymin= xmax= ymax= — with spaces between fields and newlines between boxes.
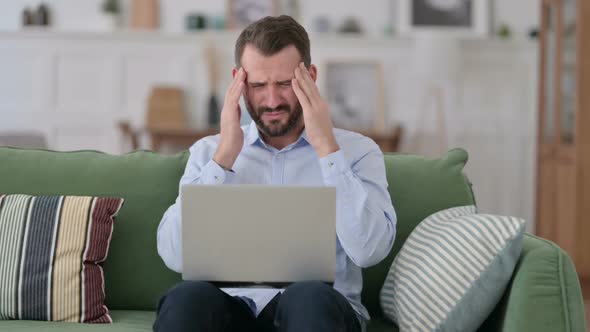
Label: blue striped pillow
xmin=380 ymin=206 xmax=525 ymax=332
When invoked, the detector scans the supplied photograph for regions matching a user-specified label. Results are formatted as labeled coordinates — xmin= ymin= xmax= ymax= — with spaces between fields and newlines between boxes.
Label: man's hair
xmin=234 ymin=15 xmax=311 ymax=68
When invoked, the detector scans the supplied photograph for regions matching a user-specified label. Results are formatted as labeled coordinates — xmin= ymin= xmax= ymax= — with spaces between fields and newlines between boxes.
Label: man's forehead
xmin=241 ymin=44 xmax=301 ymax=81
xmin=243 ymin=64 xmax=297 ymax=83
xmin=245 ymin=70 xmax=294 ymax=83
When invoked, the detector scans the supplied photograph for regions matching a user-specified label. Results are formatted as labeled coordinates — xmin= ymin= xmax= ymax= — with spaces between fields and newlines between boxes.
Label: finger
xmin=298 ymin=63 xmax=322 ymax=101
xmin=294 ymin=66 xmax=316 ymax=105
xmin=228 ymin=68 xmax=245 ymax=95
xmin=292 ymin=78 xmax=312 ymax=112
xmin=229 ymin=81 xmax=245 ymax=104
xmin=226 ymin=68 xmax=240 ymax=94
xmin=297 ymin=63 xmax=319 ymax=105
xmin=223 ymin=81 xmax=243 ymax=123
xmin=232 ymin=68 xmax=244 ymax=89
xmin=227 ymin=68 xmax=245 ymax=101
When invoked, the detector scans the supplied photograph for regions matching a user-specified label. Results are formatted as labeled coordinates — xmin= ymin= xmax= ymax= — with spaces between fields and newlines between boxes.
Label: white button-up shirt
xmin=157 ymin=121 xmax=397 ymax=321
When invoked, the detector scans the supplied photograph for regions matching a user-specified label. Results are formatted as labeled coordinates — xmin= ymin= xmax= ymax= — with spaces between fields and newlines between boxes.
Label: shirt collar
xmin=245 ymin=121 xmax=310 ymax=149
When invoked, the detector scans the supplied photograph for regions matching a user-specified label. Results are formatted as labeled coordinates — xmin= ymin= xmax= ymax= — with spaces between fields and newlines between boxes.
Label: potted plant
xmin=99 ymin=0 xmax=121 ymax=30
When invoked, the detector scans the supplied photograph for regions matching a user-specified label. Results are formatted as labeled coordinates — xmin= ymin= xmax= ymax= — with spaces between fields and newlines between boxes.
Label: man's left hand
xmin=292 ymin=62 xmax=340 ymax=158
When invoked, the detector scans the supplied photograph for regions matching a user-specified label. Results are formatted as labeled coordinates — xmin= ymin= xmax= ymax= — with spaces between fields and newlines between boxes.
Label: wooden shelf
xmin=0 ymin=29 xmax=538 ymax=52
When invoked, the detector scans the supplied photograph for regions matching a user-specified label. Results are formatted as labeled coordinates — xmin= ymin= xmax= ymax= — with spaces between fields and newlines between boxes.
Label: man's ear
xmin=309 ymin=64 xmax=318 ymax=82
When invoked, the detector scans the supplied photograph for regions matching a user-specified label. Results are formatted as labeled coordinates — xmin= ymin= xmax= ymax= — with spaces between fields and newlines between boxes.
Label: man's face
xmin=238 ymin=44 xmax=305 ymax=137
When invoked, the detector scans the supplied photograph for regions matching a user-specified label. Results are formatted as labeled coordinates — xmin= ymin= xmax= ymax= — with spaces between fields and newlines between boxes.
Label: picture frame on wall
xmin=226 ymin=0 xmax=278 ymax=29
xmin=323 ymin=61 xmax=386 ymax=134
xmin=398 ymin=0 xmax=490 ymax=37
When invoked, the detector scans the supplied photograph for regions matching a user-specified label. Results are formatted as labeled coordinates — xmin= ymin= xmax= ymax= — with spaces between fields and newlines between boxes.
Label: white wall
xmin=0 ymin=30 xmax=539 ymax=232
xmin=0 ymin=0 xmax=541 ymax=228
xmin=0 ymin=0 xmax=540 ymax=37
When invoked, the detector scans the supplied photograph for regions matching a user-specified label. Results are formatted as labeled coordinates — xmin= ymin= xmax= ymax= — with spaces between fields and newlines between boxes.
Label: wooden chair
xmin=118 ymin=121 xmax=140 ymax=151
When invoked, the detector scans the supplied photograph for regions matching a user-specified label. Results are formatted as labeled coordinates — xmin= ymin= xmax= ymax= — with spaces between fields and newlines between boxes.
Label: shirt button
xmin=329 ymin=162 xmax=334 ymax=168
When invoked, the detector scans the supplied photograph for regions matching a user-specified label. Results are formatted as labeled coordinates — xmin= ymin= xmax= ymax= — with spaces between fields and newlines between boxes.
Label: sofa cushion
xmin=478 ymin=234 xmax=587 ymax=332
xmin=380 ymin=206 xmax=525 ymax=331
xmin=362 ymin=149 xmax=476 ymax=318
xmin=0 ymin=147 xmax=189 ymax=311
xmin=0 ymin=194 xmax=123 ymax=323
xmin=0 ymin=310 xmax=155 ymax=331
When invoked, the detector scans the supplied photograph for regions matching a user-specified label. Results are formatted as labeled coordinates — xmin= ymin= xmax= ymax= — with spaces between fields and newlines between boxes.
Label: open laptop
xmin=181 ymin=184 xmax=336 ymax=286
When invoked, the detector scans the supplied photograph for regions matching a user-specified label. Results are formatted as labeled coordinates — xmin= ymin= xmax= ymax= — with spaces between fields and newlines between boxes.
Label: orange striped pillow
xmin=0 ymin=194 xmax=124 ymax=323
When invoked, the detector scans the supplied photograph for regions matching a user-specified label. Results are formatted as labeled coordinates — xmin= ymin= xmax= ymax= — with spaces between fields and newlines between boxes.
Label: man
xmin=155 ymin=15 xmax=396 ymax=332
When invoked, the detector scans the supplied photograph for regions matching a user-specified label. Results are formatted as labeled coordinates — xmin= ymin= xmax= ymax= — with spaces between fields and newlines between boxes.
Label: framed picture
xmin=398 ymin=0 xmax=489 ymax=36
xmin=323 ymin=61 xmax=386 ymax=133
xmin=226 ymin=0 xmax=278 ymax=29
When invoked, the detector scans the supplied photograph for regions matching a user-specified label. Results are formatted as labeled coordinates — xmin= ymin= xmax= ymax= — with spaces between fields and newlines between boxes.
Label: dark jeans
xmin=153 ymin=280 xmax=363 ymax=332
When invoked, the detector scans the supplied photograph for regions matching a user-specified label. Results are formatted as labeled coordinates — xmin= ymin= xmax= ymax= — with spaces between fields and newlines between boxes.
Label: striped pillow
xmin=0 ymin=194 xmax=124 ymax=323
xmin=380 ymin=206 xmax=525 ymax=332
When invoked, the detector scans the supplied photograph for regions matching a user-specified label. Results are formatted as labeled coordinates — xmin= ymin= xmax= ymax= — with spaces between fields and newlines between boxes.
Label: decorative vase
xmin=131 ymin=0 xmax=159 ymax=29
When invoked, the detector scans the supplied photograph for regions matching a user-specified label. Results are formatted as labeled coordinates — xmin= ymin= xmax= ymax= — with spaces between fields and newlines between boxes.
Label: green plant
xmin=497 ymin=23 xmax=512 ymax=39
xmin=101 ymin=0 xmax=120 ymax=14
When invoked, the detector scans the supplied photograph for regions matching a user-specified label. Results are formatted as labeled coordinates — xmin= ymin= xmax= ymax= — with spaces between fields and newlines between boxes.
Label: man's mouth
xmin=262 ymin=111 xmax=286 ymax=120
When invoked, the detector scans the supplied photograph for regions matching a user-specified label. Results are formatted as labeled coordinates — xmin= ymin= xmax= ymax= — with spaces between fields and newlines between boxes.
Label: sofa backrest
xmin=0 ymin=147 xmax=189 ymax=311
xmin=0 ymin=147 xmax=475 ymax=315
xmin=361 ymin=149 xmax=476 ymax=317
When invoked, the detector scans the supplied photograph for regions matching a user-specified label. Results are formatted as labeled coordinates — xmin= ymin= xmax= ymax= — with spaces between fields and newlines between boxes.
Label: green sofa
xmin=0 ymin=146 xmax=586 ymax=331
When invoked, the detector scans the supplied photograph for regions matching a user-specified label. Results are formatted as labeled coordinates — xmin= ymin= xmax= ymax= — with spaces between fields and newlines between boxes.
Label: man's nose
xmin=264 ymin=85 xmax=282 ymax=109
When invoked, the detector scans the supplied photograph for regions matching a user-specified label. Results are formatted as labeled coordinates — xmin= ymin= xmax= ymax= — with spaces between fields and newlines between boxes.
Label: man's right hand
xmin=213 ymin=67 xmax=247 ymax=171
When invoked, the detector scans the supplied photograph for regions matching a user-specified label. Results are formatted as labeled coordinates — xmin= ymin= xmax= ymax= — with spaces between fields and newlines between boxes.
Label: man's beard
xmin=245 ymin=99 xmax=303 ymax=137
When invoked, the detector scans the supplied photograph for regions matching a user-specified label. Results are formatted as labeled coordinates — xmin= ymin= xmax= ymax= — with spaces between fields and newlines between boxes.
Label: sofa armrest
xmin=479 ymin=234 xmax=586 ymax=332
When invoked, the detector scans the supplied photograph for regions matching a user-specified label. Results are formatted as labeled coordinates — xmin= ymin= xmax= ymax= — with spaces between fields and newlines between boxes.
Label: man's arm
xmin=157 ymin=67 xmax=247 ymax=273
xmin=291 ymin=63 xmax=396 ymax=268
xmin=320 ymin=140 xmax=396 ymax=268
xmin=157 ymin=142 xmax=235 ymax=273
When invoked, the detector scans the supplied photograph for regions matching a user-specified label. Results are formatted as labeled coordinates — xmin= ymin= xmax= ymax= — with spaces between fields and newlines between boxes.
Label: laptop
xmin=181 ymin=184 xmax=336 ymax=285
